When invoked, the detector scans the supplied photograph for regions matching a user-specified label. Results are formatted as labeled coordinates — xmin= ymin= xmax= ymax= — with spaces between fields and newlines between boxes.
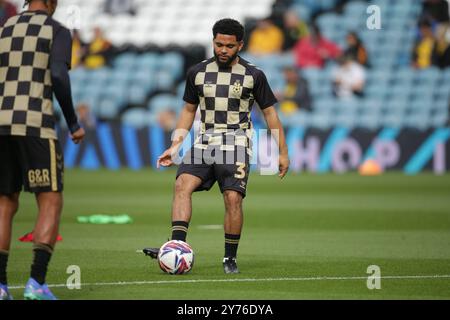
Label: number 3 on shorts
xmin=235 ymin=162 xmax=246 ymax=179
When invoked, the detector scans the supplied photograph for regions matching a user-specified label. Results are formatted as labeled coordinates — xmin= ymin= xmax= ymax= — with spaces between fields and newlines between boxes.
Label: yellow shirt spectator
xmin=248 ymin=19 xmax=284 ymax=55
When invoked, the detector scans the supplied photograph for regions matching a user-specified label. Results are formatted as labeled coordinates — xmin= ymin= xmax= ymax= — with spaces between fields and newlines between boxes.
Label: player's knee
xmin=224 ymin=190 xmax=242 ymax=207
xmin=174 ymin=176 xmax=194 ymax=196
xmin=0 ymin=194 xmax=19 ymax=216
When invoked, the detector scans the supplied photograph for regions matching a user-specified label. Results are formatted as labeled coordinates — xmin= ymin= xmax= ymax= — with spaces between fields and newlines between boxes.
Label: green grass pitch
xmin=6 ymin=169 xmax=450 ymax=299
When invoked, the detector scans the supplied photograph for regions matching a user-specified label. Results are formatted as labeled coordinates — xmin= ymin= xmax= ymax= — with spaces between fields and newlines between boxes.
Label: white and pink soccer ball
xmin=158 ymin=240 xmax=194 ymax=275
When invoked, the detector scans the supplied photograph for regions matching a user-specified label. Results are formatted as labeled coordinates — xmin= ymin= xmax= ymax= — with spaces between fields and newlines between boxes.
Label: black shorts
xmin=176 ymin=147 xmax=250 ymax=198
xmin=0 ymin=135 xmax=64 ymax=194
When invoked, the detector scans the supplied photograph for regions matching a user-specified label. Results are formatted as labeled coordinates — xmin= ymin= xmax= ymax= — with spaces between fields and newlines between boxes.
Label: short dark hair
xmin=212 ymin=18 xmax=245 ymax=42
xmin=25 ymin=0 xmax=49 ymax=5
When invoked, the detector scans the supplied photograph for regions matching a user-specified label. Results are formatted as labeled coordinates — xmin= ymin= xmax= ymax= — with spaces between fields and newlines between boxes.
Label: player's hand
xmin=278 ymin=153 xmax=290 ymax=179
xmin=157 ymin=146 xmax=177 ymax=169
xmin=71 ymin=127 xmax=85 ymax=144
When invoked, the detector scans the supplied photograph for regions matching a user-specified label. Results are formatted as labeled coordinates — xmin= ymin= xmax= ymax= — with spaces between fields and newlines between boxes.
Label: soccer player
xmin=0 ymin=0 xmax=85 ymax=300
xmin=144 ymin=19 xmax=289 ymax=274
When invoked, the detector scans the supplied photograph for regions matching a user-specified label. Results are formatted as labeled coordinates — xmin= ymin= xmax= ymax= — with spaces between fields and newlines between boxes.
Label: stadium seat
xmin=114 ymin=53 xmax=138 ymax=69
xmin=158 ymin=52 xmax=184 ymax=80
xmin=415 ymin=67 xmax=441 ymax=85
xmin=289 ymin=3 xmax=312 ymax=22
xmin=309 ymin=112 xmax=332 ymax=130
xmin=148 ymin=94 xmax=182 ymax=114
xmin=97 ymin=97 xmax=124 ymax=120
xmin=56 ymin=0 xmax=447 ymax=132
xmin=122 ymin=109 xmax=155 ymax=128
xmin=343 ymin=1 xmax=367 ymax=17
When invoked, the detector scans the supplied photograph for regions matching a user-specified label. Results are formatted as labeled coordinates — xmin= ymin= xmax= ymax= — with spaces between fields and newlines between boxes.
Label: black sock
xmin=171 ymin=221 xmax=189 ymax=242
xmin=225 ymin=234 xmax=241 ymax=258
xmin=30 ymin=243 xmax=53 ymax=285
xmin=0 ymin=250 xmax=8 ymax=285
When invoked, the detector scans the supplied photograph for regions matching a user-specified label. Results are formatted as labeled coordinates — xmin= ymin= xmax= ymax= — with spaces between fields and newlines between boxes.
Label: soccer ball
xmin=158 ymin=240 xmax=194 ymax=275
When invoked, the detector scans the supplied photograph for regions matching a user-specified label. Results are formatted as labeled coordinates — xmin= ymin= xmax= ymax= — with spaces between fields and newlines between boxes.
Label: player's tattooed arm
xmin=261 ymin=106 xmax=289 ymax=179
xmin=157 ymin=103 xmax=197 ymax=168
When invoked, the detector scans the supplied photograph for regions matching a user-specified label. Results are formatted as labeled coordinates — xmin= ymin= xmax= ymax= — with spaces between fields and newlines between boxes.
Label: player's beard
xmin=214 ymin=51 xmax=239 ymax=68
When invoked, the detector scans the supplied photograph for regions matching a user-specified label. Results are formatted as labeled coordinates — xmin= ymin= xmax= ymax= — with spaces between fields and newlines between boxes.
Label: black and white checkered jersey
xmin=183 ymin=57 xmax=277 ymax=151
xmin=0 ymin=10 xmax=71 ymax=140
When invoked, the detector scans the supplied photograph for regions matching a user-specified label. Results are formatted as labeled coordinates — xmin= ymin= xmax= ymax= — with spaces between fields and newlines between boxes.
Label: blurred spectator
xmin=76 ymin=103 xmax=97 ymax=129
xmin=0 ymin=0 xmax=17 ymax=27
xmin=421 ymin=0 xmax=449 ymax=24
xmin=344 ymin=31 xmax=369 ymax=67
xmin=282 ymin=10 xmax=309 ymax=51
xmin=275 ymin=67 xmax=312 ymax=115
xmin=84 ymin=27 xmax=114 ymax=69
xmin=332 ymin=54 xmax=366 ymax=99
xmin=104 ymin=0 xmax=136 ymax=16
xmin=412 ymin=19 xmax=436 ymax=69
xmin=247 ymin=18 xmax=284 ymax=56
xmin=293 ymin=24 xmax=341 ymax=68
xmin=433 ymin=23 xmax=450 ymax=68
xmin=71 ymin=30 xmax=86 ymax=69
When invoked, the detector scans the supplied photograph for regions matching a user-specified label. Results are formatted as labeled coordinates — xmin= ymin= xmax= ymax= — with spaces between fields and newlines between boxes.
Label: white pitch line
xmin=8 ymin=274 xmax=450 ymax=290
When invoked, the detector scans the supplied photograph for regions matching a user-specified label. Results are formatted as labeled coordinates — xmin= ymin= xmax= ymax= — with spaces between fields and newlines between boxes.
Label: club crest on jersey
xmin=232 ymin=80 xmax=241 ymax=94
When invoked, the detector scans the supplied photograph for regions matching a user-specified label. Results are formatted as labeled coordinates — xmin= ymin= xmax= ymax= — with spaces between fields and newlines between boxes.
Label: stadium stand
xmin=8 ymin=0 xmax=449 ymax=131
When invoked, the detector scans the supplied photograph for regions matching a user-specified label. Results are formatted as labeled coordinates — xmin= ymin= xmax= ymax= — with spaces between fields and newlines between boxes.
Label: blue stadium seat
xmin=131 ymin=71 xmax=157 ymax=91
xmin=358 ymin=112 xmax=381 ymax=130
xmin=313 ymin=97 xmax=335 ymax=115
xmin=430 ymin=108 xmax=449 ymax=127
xmin=404 ymin=103 xmax=431 ymax=130
xmin=391 ymin=69 xmax=415 ymax=85
xmin=70 ymin=68 xmax=89 ymax=83
xmin=122 ymin=109 xmax=154 ymax=128
xmin=367 ymin=70 xmax=391 ymax=86
xmin=285 ymin=110 xmax=310 ymax=127
xmin=371 ymin=55 xmax=396 ymax=69
xmin=113 ymin=53 xmax=138 ymax=69
xmin=137 ymin=53 xmax=159 ymax=70
xmin=154 ymin=70 xmax=177 ymax=91
xmin=87 ymin=68 xmax=112 ymax=85
xmin=275 ymin=53 xmax=296 ymax=69
xmin=344 ymin=1 xmax=367 ymax=17
xmin=97 ymin=97 xmax=124 ymax=119
xmin=148 ymin=94 xmax=182 ymax=114
xmin=365 ymin=83 xmax=390 ymax=100
xmin=434 ymin=85 xmax=450 ymax=100
xmin=443 ymin=68 xmax=450 ymax=82
xmin=316 ymin=13 xmax=340 ymax=33
xmin=258 ymin=55 xmax=282 ymax=70
xmin=266 ymin=70 xmax=285 ymax=93
xmin=388 ymin=83 xmax=414 ymax=100
xmin=111 ymin=69 xmax=133 ymax=84
xmin=318 ymin=0 xmax=338 ymax=11
xmin=128 ymin=86 xmax=149 ymax=105
xmin=382 ymin=112 xmax=405 ymax=129
xmin=177 ymin=81 xmax=186 ymax=99
xmin=289 ymin=3 xmax=312 ymax=22
xmin=410 ymin=90 xmax=435 ymax=105
xmin=158 ymin=52 xmax=184 ymax=80
xmin=415 ymin=67 xmax=441 ymax=84
xmin=309 ymin=112 xmax=332 ymax=130
xmin=292 ymin=0 xmax=320 ymax=13
xmin=334 ymin=101 xmax=359 ymax=128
